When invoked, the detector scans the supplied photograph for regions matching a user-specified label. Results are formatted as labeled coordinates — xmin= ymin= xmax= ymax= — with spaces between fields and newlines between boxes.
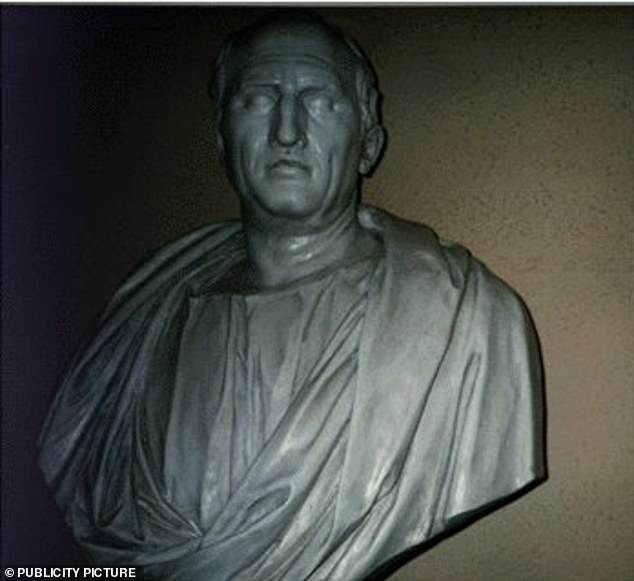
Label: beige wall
xmin=4 ymin=6 xmax=632 ymax=578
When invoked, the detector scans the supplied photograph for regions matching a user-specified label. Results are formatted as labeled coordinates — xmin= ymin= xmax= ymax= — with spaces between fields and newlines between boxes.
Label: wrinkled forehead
xmin=225 ymin=21 xmax=359 ymax=89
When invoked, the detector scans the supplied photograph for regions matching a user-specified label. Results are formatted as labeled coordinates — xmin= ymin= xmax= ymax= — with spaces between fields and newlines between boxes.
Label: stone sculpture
xmin=39 ymin=11 xmax=545 ymax=580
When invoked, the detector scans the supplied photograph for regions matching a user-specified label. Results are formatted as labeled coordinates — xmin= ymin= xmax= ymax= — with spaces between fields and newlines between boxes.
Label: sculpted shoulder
xmin=106 ymin=220 xmax=246 ymax=310
xmin=359 ymin=204 xmax=530 ymax=332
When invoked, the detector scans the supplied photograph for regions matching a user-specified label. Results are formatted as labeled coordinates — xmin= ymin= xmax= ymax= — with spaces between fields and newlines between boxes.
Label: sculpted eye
xmin=303 ymin=90 xmax=336 ymax=114
xmin=241 ymin=89 xmax=276 ymax=111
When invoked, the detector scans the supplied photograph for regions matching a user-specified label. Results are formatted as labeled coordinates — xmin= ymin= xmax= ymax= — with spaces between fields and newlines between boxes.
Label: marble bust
xmin=39 ymin=11 xmax=545 ymax=581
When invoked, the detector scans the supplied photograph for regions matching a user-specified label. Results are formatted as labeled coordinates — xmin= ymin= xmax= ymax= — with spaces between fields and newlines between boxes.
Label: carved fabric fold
xmin=38 ymin=206 xmax=544 ymax=581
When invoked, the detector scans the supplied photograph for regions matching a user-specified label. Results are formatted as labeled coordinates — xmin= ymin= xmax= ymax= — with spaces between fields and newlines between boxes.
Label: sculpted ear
xmin=358 ymin=125 xmax=385 ymax=176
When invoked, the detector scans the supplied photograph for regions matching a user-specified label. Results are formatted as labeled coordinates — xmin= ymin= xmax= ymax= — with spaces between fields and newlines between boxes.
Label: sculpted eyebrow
xmin=238 ymin=81 xmax=276 ymax=90
xmin=236 ymin=78 xmax=342 ymax=94
xmin=229 ymin=80 xmax=277 ymax=99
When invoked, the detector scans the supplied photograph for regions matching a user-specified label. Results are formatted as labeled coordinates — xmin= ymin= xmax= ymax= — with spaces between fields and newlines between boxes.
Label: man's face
xmin=220 ymin=25 xmax=364 ymax=228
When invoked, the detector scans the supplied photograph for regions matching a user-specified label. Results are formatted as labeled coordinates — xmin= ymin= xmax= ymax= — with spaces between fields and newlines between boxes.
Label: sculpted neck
xmin=242 ymin=201 xmax=378 ymax=289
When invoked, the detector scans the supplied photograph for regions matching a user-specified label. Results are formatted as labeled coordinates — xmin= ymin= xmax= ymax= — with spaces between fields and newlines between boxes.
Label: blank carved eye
xmin=242 ymin=90 xmax=276 ymax=111
xmin=303 ymin=90 xmax=335 ymax=114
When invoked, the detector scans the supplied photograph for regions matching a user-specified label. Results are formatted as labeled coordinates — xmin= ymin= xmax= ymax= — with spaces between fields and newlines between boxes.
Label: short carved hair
xmin=209 ymin=11 xmax=382 ymax=147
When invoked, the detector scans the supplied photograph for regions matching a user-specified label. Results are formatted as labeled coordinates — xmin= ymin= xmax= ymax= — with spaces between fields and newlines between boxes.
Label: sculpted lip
xmin=267 ymin=159 xmax=310 ymax=174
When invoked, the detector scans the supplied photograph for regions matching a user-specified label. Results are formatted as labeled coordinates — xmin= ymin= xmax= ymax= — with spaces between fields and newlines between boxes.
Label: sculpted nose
xmin=271 ymin=94 xmax=306 ymax=148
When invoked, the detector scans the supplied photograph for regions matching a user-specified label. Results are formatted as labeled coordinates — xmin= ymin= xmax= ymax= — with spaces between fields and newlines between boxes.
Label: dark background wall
xmin=2 ymin=6 xmax=632 ymax=579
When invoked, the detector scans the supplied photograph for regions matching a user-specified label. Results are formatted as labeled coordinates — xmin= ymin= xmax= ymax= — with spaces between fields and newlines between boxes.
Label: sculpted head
xmin=210 ymin=12 xmax=385 ymax=228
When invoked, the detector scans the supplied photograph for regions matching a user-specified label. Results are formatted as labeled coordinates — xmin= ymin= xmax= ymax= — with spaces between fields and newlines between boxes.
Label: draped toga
xmin=38 ymin=205 xmax=545 ymax=580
